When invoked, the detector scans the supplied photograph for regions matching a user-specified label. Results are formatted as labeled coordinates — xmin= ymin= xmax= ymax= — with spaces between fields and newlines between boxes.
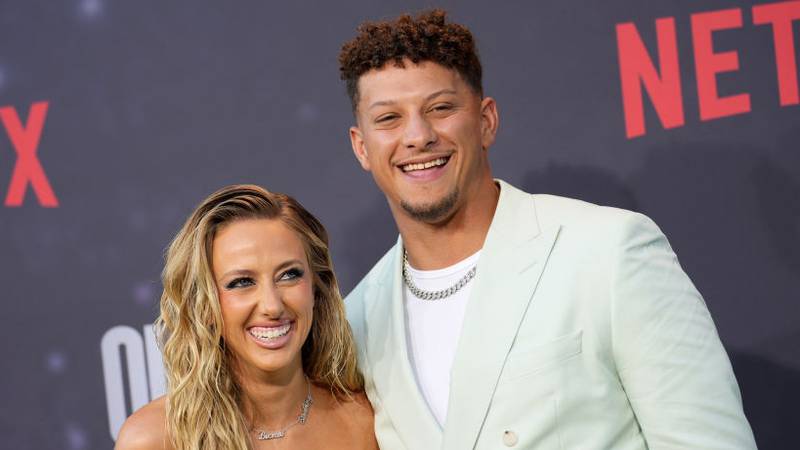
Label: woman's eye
xmin=279 ymin=268 xmax=304 ymax=282
xmin=225 ymin=277 xmax=255 ymax=290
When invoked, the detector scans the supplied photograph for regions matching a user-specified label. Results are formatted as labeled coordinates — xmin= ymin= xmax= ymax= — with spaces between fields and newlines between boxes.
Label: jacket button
xmin=503 ymin=430 xmax=518 ymax=447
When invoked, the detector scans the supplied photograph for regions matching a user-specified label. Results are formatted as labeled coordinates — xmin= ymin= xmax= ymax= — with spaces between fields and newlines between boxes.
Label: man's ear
xmin=479 ymin=96 xmax=499 ymax=150
xmin=349 ymin=125 xmax=371 ymax=171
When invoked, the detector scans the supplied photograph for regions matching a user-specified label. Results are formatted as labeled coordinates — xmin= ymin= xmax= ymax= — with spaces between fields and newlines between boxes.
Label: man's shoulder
xmin=344 ymin=244 xmax=398 ymax=350
xmin=499 ymin=181 xmax=660 ymax=243
xmin=532 ymin=193 xmax=643 ymax=226
xmin=525 ymin=191 xmax=666 ymax=249
xmin=499 ymin=180 xmax=643 ymax=228
xmin=344 ymin=244 xmax=397 ymax=318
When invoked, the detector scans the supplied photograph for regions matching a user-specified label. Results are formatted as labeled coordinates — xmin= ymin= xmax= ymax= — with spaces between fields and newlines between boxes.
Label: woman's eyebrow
xmin=218 ymin=268 xmax=255 ymax=281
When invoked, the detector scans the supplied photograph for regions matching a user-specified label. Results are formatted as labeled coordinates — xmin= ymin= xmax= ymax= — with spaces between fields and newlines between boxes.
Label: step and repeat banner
xmin=1 ymin=0 xmax=797 ymax=448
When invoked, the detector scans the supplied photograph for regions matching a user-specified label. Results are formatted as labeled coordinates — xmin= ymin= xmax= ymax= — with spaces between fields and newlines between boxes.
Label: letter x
xmin=0 ymin=101 xmax=58 ymax=207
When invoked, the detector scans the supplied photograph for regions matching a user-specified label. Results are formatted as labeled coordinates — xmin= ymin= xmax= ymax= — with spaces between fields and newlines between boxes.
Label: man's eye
xmin=430 ymin=104 xmax=453 ymax=112
xmin=225 ymin=277 xmax=255 ymax=290
xmin=279 ymin=268 xmax=304 ymax=282
xmin=376 ymin=114 xmax=398 ymax=123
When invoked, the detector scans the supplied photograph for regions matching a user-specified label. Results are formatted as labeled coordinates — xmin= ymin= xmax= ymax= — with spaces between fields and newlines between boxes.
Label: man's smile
xmin=399 ymin=156 xmax=451 ymax=172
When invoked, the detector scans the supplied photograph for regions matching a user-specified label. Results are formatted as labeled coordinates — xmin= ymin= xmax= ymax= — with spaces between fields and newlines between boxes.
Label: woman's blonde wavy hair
xmin=155 ymin=184 xmax=363 ymax=449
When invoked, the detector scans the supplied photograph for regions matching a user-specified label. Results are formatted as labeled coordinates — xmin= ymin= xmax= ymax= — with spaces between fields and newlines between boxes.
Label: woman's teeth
xmin=401 ymin=157 xmax=448 ymax=172
xmin=249 ymin=324 xmax=291 ymax=341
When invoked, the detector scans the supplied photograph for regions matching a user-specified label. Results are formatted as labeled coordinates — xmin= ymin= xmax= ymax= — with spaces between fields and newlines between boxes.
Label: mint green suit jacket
xmin=345 ymin=180 xmax=756 ymax=449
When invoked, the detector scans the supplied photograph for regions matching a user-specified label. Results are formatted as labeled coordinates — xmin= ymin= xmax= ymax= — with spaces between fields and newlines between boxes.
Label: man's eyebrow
xmin=367 ymin=89 xmax=458 ymax=111
xmin=367 ymin=99 xmax=396 ymax=110
xmin=425 ymin=89 xmax=457 ymax=101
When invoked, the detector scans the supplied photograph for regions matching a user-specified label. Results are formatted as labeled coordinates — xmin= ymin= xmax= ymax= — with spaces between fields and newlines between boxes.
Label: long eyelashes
xmin=224 ymin=268 xmax=304 ymax=290
xmin=280 ymin=268 xmax=304 ymax=281
xmin=225 ymin=277 xmax=255 ymax=290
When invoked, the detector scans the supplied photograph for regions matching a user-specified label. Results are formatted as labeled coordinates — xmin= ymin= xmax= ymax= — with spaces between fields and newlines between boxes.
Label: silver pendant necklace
xmin=402 ymin=249 xmax=477 ymax=301
xmin=252 ymin=376 xmax=313 ymax=440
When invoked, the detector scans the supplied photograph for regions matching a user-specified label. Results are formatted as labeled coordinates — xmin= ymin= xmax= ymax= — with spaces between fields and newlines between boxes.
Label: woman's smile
xmin=247 ymin=321 xmax=294 ymax=349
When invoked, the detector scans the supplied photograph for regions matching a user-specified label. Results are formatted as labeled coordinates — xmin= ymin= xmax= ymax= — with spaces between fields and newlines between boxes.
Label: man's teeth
xmin=249 ymin=324 xmax=291 ymax=341
xmin=402 ymin=157 xmax=448 ymax=172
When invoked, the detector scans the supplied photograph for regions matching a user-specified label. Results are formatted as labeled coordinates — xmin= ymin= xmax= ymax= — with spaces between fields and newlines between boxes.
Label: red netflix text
xmin=1 ymin=101 xmax=58 ymax=207
xmin=616 ymin=0 xmax=800 ymax=138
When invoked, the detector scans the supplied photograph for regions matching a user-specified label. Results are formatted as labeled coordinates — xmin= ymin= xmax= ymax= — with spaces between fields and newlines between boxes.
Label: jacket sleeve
xmin=345 ymin=286 xmax=409 ymax=450
xmin=610 ymin=213 xmax=757 ymax=449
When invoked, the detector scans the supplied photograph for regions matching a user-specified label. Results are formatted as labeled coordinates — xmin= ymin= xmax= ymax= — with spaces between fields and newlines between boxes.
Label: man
xmin=339 ymin=10 xmax=756 ymax=450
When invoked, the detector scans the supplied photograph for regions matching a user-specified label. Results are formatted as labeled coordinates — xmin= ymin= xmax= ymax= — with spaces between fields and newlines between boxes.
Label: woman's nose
xmin=257 ymin=285 xmax=285 ymax=318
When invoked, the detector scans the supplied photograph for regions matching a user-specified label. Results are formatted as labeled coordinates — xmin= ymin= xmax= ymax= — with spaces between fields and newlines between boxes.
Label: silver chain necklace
xmin=252 ymin=376 xmax=313 ymax=440
xmin=402 ymin=249 xmax=477 ymax=301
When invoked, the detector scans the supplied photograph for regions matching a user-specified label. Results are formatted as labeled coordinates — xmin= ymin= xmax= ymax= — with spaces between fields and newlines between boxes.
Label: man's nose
xmin=402 ymin=114 xmax=438 ymax=150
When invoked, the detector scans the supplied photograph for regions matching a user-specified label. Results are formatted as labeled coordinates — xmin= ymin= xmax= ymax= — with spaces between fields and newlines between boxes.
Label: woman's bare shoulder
xmin=115 ymin=396 xmax=171 ymax=450
xmin=330 ymin=391 xmax=378 ymax=449
xmin=338 ymin=391 xmax=374 ymax=418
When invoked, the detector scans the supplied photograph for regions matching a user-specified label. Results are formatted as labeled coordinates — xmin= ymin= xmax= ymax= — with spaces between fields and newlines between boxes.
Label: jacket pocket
xmin=500 ymin=330 xmax=583 ymax=382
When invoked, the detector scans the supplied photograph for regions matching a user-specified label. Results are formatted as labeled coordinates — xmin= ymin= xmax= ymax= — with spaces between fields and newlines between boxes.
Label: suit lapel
xmin=365 ymin=239 xmax=443 ymax=449
xmin=442 ymin=181 xmax=561 ymax=450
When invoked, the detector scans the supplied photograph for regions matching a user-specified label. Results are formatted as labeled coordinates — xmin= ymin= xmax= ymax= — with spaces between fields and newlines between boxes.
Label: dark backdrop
xmin=0 ymin=1 xmax=797 ymax=448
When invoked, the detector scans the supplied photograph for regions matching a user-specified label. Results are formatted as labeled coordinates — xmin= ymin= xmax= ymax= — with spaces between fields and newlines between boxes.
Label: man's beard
xmin=400 ymin=188 xmax=459 ymax=223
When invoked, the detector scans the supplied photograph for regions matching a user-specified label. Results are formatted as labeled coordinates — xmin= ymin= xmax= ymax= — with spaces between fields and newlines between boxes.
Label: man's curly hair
xmin=338 ymin=9 xmax=483 ymax=112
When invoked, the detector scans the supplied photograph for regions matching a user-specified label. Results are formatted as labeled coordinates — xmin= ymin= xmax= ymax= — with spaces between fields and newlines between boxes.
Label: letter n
xmin=616 ymin=18 xmax=685 ymax=138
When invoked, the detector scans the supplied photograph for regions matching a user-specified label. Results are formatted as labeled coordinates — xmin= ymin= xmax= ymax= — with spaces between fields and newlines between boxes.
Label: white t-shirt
xmin=403 ymin=250 xmax=481 ymax=426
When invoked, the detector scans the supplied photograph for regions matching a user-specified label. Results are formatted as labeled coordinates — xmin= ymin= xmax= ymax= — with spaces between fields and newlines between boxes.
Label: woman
xmin=116 ymin=185 xmax=377 ymax=449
